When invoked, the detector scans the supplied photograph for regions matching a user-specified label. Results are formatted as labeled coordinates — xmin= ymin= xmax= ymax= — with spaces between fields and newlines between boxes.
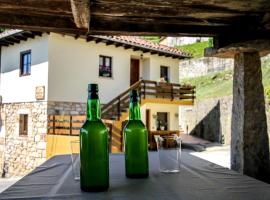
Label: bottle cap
xmin=88 ymin=84 xmax=99 ymax=92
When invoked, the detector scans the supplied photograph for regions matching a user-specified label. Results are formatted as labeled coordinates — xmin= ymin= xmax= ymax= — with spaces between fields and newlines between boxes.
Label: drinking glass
xmin=70 ymin=140 xmax=80 ymax=180
xmin=154 ymin=135 xmax=181 ymax=173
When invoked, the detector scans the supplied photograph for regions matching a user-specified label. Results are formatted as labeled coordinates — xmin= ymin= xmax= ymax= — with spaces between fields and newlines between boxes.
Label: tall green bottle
xmin=80 ymin=84 xmax=109 ymax=192
xmin=124 ymin=90 xmax=149 ymax=178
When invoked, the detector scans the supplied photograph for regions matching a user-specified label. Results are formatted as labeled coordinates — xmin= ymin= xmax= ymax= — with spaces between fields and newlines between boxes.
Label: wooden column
xmin=231 ymin=51 xmax=270 ymax=183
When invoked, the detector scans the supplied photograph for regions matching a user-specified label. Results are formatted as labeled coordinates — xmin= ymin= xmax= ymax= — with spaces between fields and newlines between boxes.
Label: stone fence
xmin=179 ymin=57 xmax=234 ymax=80
xmin=179 ymin=96 xmax=270 ymax=145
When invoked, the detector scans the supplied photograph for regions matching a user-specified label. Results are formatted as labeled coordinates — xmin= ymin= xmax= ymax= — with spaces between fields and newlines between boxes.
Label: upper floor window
xmin=20 ymin=50 xmax=31 ymax=76
xmin=160 ymin=66 xmax=169 ymax=82
xmin=19 ymin=114 xmax=28 ymax=136
xmin=99 ymin=55 xmax=112 ymax=78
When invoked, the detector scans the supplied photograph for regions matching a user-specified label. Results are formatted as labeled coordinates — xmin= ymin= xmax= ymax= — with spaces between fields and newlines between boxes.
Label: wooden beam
xmin=86 ymin=37 xmax=94 ymax=42
xmin=0 ymin=12 xmax=87 ymax=35
xmin=0 ymin=0 xmax=72 ymax=17
xmin=70 ymin=0 xmax=90 ymax=29
xmin=205 ymin=39 xmax=270 ymax=58
xmin=22 ymin=32 xmax=35 ymax=39
xmin=115 ymin=43 xmax=122 ymax=47
xmin=124 ymin=45 xmax=132 ymax=50
xmin=106 ymin=41 xmax=114 ymax=46
xmin=95 ymin=38 xmax=102 ymax=43
xmin=0 ymin=41 xmax=10 ymax=46
xmin=132 ymin=47 xmax=140 ymax=51
xmin=142 ymin=49 xmax=150 ymax=53
xmin=5 ymin=37 xmax=20 ymax=44
xmin=14 ymin=35 xmax=28 ymax=41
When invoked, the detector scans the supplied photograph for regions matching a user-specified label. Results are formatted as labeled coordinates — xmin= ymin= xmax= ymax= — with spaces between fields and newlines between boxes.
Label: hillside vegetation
xmin=181 ymin=61 xmax=270 ymax=101
xmin=176 ymin=39 xmax=213 ymax=58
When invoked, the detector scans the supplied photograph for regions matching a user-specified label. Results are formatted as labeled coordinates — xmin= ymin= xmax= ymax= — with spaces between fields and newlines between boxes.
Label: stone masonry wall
xmin=0 ymin=101 xmax=87 ymax=177
xmin=179 ymin=57 xmax=234 ymax=80
xmin=47 ymin=101 xmax=86 ymax=115
xmin=0 ymin=102 xmax=47 ymax=177
xmin=180 ymin=96 xmax=270 ymax=145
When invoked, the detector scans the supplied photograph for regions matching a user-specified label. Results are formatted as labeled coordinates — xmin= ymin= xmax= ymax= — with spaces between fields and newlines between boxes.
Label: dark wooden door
xmin=146 ymin=109 xmax=151 ymax=131
xmin=130 ymin=59 xmax=140 ymax=86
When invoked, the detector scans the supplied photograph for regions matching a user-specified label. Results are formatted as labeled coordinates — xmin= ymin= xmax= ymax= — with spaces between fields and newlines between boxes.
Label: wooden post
xmin=171 ymin=84 xmax=174 ymax=101
xmin=117 ymin=98 xmax=121 ymax=120
xmin=143 ymin=82 xmax=146 ymax=99
xmin=231 ymin=51 xmax=270 ymax=183
xmin=70 ymin=115 xmax=72 ymax=135
xmin=53 ymin=115 xmax=55 ymax=135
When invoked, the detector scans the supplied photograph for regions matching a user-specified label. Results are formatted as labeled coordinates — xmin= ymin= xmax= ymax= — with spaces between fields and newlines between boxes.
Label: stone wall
xmin=0 ymin=101 xmax=88 ymax=177
xmin=180 ymin=96 xmax=270 ymax=145
xmin=47 ymin=101 xmax=86 ymax=115
xmin=0 ymin=102 xmax=47 ymax=177
xmin=180 ymin=96 xmax=232 ymax=144
xmin=179 ymin=57 xmax=234 ymax=80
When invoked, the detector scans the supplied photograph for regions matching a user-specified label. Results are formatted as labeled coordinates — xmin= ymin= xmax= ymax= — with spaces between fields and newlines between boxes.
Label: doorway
xmin=157 ymin=112 xmax=168 ymax=130
xmin=160 ymin=66 xmax=169 ymax=82
xmin=146 ymin=109 xmax=151 ymax=131
xmin=130 ymin=59 xmax=140 ymax=86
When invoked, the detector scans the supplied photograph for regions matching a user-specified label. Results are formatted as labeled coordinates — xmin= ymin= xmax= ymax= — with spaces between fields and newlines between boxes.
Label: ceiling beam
xmin=0 ymin=0 xmax=72 ymax=17
xmin=14 ymin=35 xmax=28 ymax=41
xmin=70 ymin=0 xmax=90 ymax=29
xmin=0 ymin=12 xmax=87 ymax=35
xmin=205 ymin=39 xmax=270 ymax=58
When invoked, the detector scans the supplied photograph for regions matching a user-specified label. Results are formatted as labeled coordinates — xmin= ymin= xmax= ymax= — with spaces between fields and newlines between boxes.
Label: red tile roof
xmin=94 ymin=35 xmax=192 ymax=58
xmin=0 ymin=30 xmax=192 ymax=58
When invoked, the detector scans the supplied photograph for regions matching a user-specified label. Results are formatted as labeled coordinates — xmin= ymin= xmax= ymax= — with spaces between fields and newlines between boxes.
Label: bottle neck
xmin=87 ymin=93 xmax=101 ymax=121
xmin=129 ymin=100 xmax=141 ymax=120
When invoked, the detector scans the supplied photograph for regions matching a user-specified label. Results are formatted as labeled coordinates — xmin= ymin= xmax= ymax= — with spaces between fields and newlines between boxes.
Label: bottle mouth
xmin=88 ymin=84 xmax=99 ymax=93
xmin=129 ymin=90 xmax=139 ymax=98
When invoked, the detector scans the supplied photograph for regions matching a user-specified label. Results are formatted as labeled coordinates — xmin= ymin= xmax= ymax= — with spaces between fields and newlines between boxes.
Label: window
xmin=19 ymin=114 xmax=28 ymax=136
xmin=160 ymin=66 xmax=169 ymax=82
xmin=20 ymin=50 xmax=31 ymax=76
xmin=99 ymin=55 xmax=112 ymax=78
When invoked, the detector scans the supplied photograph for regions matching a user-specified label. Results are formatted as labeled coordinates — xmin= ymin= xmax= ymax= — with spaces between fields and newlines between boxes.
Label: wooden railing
xmin=47 ymin=115 xmax=112 ymax=136
xmin=101 ymin=80 xmax=195 ymax=120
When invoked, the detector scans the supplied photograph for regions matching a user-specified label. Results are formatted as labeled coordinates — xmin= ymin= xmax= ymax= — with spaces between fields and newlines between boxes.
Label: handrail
xmin=101 ymin=79 xmax=196 ymax=119
xmin=101 ymin=80 xmax=142 ymax=112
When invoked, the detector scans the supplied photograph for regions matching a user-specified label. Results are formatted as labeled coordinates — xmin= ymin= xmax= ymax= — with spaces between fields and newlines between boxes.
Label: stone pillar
xmin=231 ymin=51 xmax=270 ymax=183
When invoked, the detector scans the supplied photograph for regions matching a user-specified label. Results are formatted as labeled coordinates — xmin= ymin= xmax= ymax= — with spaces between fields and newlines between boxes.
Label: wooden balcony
xmin=101 ymin=80 xmax=195 ymax=120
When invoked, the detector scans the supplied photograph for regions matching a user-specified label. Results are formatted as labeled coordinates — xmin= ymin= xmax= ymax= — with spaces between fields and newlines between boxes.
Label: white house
xmin=0 ymin=30 xmax=194 ymax=176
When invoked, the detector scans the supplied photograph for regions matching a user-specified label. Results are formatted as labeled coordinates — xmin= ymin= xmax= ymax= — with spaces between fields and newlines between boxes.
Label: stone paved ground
xmin=190 ymin=145 xmax=230 ymax=169
xmin=0 ymin=177 xmax=22 ymax=193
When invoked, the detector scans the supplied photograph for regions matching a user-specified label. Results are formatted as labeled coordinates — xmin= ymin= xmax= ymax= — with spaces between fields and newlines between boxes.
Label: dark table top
xmin=1 ymin=151 xmax=270 ymax=200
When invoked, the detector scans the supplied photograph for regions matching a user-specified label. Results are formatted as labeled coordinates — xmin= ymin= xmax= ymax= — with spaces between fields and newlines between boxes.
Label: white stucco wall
xmin=48 ymin=33 xmax=180 ymax=104
xmin=141 ymin=103 xmax=179 ymax=131
xmin=149 ymin=56 xmax=179 ymax=83
xmin=0 ymin=34 xmax=49 ymax=103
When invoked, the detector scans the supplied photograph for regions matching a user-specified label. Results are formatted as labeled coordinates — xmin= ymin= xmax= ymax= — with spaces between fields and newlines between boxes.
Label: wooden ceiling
xmin=0 ymin=0 xmax=270 ymax=57
xmin=0 ymin=0 xmax=269 ymax=38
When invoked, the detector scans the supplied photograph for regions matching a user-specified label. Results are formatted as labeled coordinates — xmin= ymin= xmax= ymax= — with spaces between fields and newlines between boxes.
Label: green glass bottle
xmin=80 ymin=84 xmax=109 ymax=192
xmin=124 ymin=90 xmax=149 ymax=178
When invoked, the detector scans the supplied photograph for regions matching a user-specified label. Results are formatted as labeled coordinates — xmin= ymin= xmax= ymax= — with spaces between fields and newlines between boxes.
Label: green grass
xmin=142 ymin=36 xmax=161 ymax=43
xmin=181 ymin=60 xmax=270 ymax=101
xmin=176 ymin=40 xmax=212 ymax=58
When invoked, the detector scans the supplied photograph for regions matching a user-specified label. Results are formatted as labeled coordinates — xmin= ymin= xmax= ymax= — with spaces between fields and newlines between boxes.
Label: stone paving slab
xmin=0 ymin=177 xmax=22 ymax=193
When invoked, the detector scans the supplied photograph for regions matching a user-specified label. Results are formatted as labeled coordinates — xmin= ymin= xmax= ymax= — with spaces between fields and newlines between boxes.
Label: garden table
xmin=1 ymin=152 xmax=270 ymax=200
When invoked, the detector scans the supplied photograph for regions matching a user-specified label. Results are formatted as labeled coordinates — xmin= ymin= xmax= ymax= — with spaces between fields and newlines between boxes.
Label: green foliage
xmin=176 ymin=39 xmax=212 ymax=58
xmin=181 ymin=61 xmax=270 ymax=101
xmin=265 ymin=86 xmax=270 ymax=100
xmin=181 ymin=70 xmax=233 ymax=100
xmin=142 ymin=36 xmax=161 ymax=43
xmin=208 ymin=38 xmax=214 ymax=47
